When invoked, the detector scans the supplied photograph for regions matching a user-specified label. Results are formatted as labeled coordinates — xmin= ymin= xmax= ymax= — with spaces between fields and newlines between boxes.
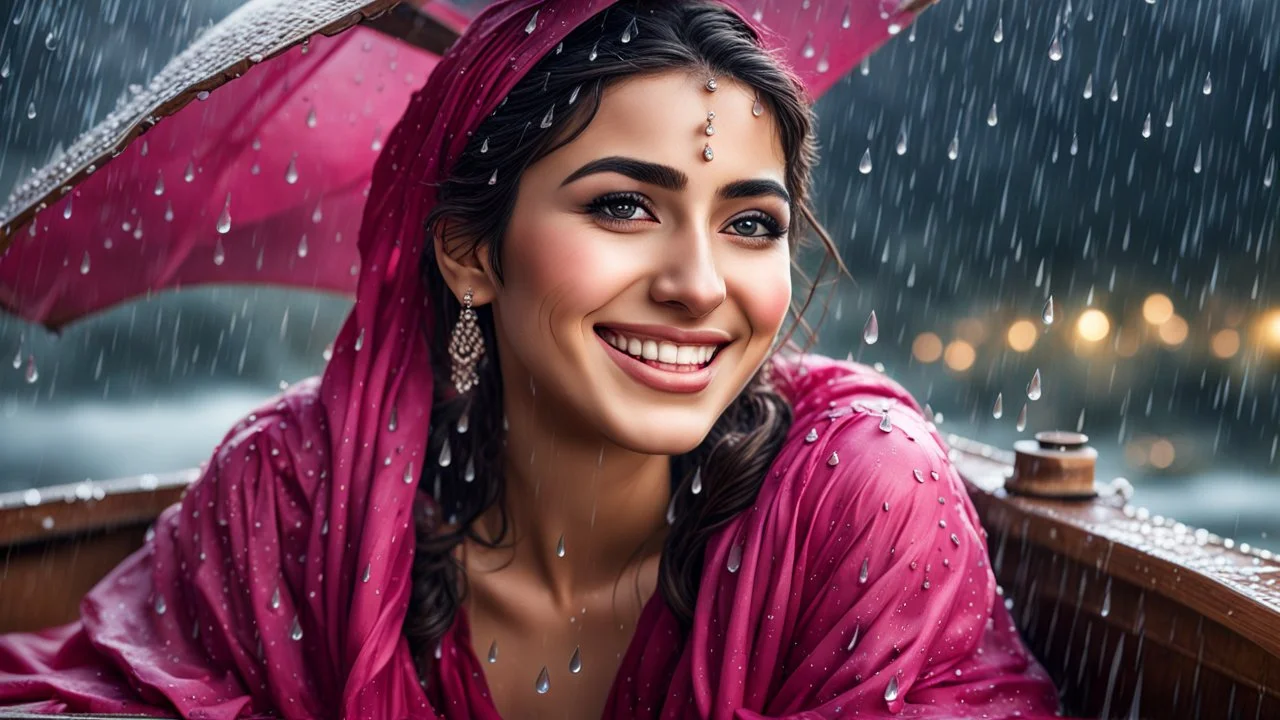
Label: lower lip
xmin=595 ymin=334 xmax=720 ymax=394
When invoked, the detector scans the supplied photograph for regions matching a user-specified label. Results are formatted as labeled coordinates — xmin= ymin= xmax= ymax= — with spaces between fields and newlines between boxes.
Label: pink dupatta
xmin=0 ymin=1 xmax=1060 ymax=717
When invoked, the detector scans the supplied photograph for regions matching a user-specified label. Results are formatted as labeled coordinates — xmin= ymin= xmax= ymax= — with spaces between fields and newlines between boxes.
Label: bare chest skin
xmin=460 ymin=541 xmax=662 ymax=720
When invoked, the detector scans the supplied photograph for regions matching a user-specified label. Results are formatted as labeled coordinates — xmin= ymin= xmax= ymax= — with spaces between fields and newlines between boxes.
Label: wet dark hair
xmin=404 ymin=0 xmax=841 ymax=665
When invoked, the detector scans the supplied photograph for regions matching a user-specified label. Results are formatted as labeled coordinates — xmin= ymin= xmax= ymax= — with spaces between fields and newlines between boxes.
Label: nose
xmin=649 ymin=230 xmax=727 ymax=318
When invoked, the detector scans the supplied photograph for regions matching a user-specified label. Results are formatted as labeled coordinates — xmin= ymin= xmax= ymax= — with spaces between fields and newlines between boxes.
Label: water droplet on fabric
xmin=306 ymin=107 xmax=317 ymax=129
xmin=403 ymin=462 xmax=416 ymax=484
xmin=524 ymin=9 xmax=539 ymax=34
xmin=727 ymin=544 xmax=743 ymax=573
xmin=879 ymin=413 xmax=893 ymax=432
xmin=297 ymin=236 xmax=309 ymax=258
xmin=285 ymin=155 xmax=299 ymax=184
xmin=216 ymin=193 xmax=232 ymax=234
xmin=154 ymin=172 xmax=165 ymax=196
xmin=270 ymin=587 xmax=281 ymax=610
xmin=362 ymin=563 xmax=372 ymax=583
xmin=290 ymin=615 xmax=303 ymax=641
xmin=80 ymin=252 xmax=91 ymax=275
xmin=805 ymin=428 xmax=818 ymax=443
xmin=827 ymin=451 xmax=840 ymax=466
xmin=884 ymin=674 xmax=899 ymax=702
xmin=355 ymin=328 xmax=365 ymax=351
xmin=184 ymin=160 xmax=196 ymax=182
xmin=213 ymin=239 xmax=226 ymax=266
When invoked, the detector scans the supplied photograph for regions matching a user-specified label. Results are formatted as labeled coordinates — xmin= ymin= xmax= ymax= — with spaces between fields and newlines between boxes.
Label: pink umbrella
xmin=0 ymin=0 xmax=934 ymax=331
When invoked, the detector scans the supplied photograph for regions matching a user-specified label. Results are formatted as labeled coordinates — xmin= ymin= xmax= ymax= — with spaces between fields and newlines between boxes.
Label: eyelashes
xmin=584 ymin=191 xmax=789 ymax=242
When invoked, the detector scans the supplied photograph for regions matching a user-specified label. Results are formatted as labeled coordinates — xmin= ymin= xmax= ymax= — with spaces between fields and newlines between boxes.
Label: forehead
xmin=546 ymin=71 xmax=787 ymax=186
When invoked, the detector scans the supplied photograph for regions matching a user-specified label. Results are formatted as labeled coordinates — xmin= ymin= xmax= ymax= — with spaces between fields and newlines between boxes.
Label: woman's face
xmin=490 ymin=70 xmax=793 ymax=455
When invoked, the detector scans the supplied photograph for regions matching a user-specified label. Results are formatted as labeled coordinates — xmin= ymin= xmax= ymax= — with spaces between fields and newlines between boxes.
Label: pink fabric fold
xmin=0 ymin=1 xmax=1061 ymax=718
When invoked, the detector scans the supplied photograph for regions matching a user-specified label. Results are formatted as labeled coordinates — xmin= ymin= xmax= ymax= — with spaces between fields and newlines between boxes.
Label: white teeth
xmin=601 ymin=329 xmax=720 ymax=367
xmin=657 ymin=342 xmax=678 ymax=364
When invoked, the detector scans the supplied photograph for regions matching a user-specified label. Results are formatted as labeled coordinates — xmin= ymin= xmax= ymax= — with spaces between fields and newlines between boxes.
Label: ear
xmin=433 ymin=219 xmax=497 ymax=307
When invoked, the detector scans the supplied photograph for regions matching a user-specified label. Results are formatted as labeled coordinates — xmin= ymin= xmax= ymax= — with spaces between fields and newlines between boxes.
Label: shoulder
xmin=765 ymin=353 xmax=973 ymax=550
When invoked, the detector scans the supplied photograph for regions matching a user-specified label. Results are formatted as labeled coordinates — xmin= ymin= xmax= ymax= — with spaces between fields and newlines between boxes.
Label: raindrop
xmin=987 ymin=102 xmax=998 ymax=127
xmin=992 ymin=393 xmax=1004 ymax=419
xmin=1048 ymin=35 xmax=1063 ymax=62
xmin=841 ymin=5 xmax=851 ymax=29
xmin=23 ymin=488 xmax=40 ymax=507
xmin=863 ymin=311 xmax=879 ymax=343
xmin=1141 ymin=113 xmax=1152 ymax=138
xmin=488 ymin=640 xmax=498 ymax=663
xmin=620 ymin=16 xmax=638 ymax=43
xmin=992 ymin=18 xmax=1003 ymax=43
xmin=895 ymin=126 xmax=908 ymax=155
xmin=879 ymin=412 xmax=893 ymax=433
xmin=1100 ymin=578 xmax=1112 ymax=617
xmin=403 ymin=461 xmax=415 ymax=484
xmin=26 ymin=102 xmax=36 ymax=119
xmin=556 ymin=534 xmax=566 ymax=557
xmin=184 ymin=160 xmax=195 ymax=182
xmin=154 ymin=173 xmax=165 ymax=196
xmin=1165 ymin=103 xmax=1174 ymax=128
xmin=858 ymin=149 xmax=873 ymax=175
xmin=846 ymin=624 xmax=860 ymax=650
xmin=913 ymin=469 xmax=925 ymax=483
xmin=362 ymin=563 xmax=372 ymax=582
xmin=947 ymin=134 xmax=959 ymax=160
xmin=1026 ymin=369 xmax=1043 ymax=401
xmin=953 ymin=11 xmax=964 ymax=32
xmin=524 ymin=9 xmax=539 ymax=34
xmin=569 ymin=85 xmax=581 ymax=105
xmin=297 ymin=236 xmax=308 ymax=258
xmin=1109 ymin=80 xmax=1119 ymax=102
xmin=155 ymin=594 xmax=167 ymax=615
xmin=80 ymin=252 xmax=90 ymax=275
xmin=805 ymin=428 xmax=818 ymax=443
xmin=1083 ymin=74 xmax=1093 ymax=99
xmin=457 ymin=413 xmax=470 ymax=434
xmin=63 ymin=194 xmax=73 ymax=219
xmin=306 ymin=107 xmax=317 ymax=129
xmin=1070 ymin=134 xmax=1079 ymax=156
xmin=1201 ymin=72 xmax=1212 ymax=95
xmin=438 ymin=441 xmax=452 ymax=467
xmin=691 ymin=469 xmax=703 ymax=495
xmin=535 ymin=666 xmax=551 ymax=694
xmin=285 ymin=155 xmax=299 ymax=184
xmin=1264 ymin=157 xmax=1274 ymax=188
xmin=488 ymin=169 xmax=498 ymax=186
xmin=827 ymin=451 xmax=840 ymax=466
xmin=270 ymin=587 xmax=281 ymax=610
xmin=884 ymin=674 xmax=900 ymax=703
xmin=1042 ymin=296 xmax=1055 ymax=324
xmin=726 ymin=544 xmax=743 ymax=573
xmin=0 ymin=55 xmax=9 ymax=78
xmin=1193 ymin=145 xmax=1203 ymax=174
xmin=463 ymin=457 xmax=475 ymax=483
xmin=1016 ymin=403 xmax=1028 ymax=432
xmin=290 ymin=615 xmax=303 ymax=641
xmin=479 ymin=137 xmax=489 ymax=154
xmin=213 ymin=239 xmax=226 ymax=266
xmin=859 ymin=557 xmax=870 ymax=583
xmin=540 ymin=106 xmax=555 ymax=129
xmin=216 ymin=193 xmax=232 ymax=234
xmin=568 ymin=646 xmax=582 ymax=673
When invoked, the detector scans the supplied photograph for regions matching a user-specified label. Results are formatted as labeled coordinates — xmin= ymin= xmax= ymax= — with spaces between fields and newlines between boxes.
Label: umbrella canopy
xmin=0 ymin=0 xmax=933 ymax=331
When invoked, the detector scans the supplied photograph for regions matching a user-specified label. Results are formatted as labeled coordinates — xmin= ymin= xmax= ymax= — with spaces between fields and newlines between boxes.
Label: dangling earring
xmin=449 ymin=288 xmax=485 ymax=394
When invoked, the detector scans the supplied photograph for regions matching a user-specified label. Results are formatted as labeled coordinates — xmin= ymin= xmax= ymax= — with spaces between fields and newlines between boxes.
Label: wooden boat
xmin=2 ymin=432 xmax=1276 ymax=718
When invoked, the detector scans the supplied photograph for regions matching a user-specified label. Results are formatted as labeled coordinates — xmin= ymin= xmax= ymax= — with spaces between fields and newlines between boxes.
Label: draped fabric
xmin=0 ymin=1 xmax=1060 ymax=718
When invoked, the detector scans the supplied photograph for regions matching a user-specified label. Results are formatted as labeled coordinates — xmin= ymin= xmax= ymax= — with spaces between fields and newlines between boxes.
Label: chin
xmin=594 ymin=406 xmax=720 ymax=456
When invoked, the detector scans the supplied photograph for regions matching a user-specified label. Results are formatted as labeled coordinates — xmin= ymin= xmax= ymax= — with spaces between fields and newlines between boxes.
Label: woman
xmin=0 ymin=1 xmax=1061 ymax=718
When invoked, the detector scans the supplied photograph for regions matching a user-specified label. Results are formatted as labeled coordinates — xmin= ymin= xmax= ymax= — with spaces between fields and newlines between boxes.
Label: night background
xmin=1 ymin=0 xmax=1278 ymax=550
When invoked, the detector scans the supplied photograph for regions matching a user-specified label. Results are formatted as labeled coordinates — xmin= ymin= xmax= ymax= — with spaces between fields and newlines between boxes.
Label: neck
xmin=476 ymin=378 xmax=671 ymax=608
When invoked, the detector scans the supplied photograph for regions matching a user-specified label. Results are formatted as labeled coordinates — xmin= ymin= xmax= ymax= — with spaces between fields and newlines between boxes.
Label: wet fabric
xmin=0 ymin=0 xmax=1060 ymax=718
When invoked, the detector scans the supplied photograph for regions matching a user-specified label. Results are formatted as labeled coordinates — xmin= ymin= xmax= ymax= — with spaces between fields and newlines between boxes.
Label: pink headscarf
xmin=1 ymin=1 xmax=1061 ymax=718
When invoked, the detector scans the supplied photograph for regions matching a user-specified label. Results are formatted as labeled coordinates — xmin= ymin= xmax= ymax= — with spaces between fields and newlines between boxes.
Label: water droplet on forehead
xmin=487 ymin=639 xmax=498 ymax=663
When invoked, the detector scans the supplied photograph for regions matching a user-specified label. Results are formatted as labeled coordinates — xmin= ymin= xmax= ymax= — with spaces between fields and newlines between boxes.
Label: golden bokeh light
xmin=1210 ymin=329 xmax=1240 ymax=359
xmin=912 ymin=332 xmax=944 ymax=363
xmin=1157 ymin=314 xmax=1188 ymax=346
xmin=943 ymin=340 xmax=976 ymax=372
xmin=1142 ymin=293 xmax=1175 ymax=324
xmin=1076 ymin=309 xmax=1111 ymax=342
xmin=1149 ymin=439 xmax=1176 ymax=469
xmin=1006 ymin=320 xmax=1038 ymax=352
xmin=1259 ymin=310 xmax=1280 ymax=351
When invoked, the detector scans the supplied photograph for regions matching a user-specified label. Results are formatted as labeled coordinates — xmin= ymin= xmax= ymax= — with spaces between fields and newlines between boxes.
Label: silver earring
xmin=449 ymin=288 xmax=485 ymax=394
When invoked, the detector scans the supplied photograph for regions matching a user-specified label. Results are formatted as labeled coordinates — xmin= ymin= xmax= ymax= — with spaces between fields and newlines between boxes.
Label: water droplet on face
xmin=727 ymin=544 xmax=743 ymax=573
xmin=884 ymin=674 xmax=899 ymax=703
xmin=879 ymin=413 xmax=893 ymax=432
xmin=863 ymin=311 xmax=879 ymax=343
xmin=1026 ymin=369 xmax=1042 ymax=401
xmin=992 ymin=393 xmax=1004 ymax=419
xmin=487 ymin=639 xmax=498 ymax=663
xmin=752 ymin=96 xmax=764 ymax=117
xmin=858 ymin=149 xmax=873 ymax=175
xmin=1016 ymin=403 xmax=1028 ymax=432
xmin=555 ymin=534 xmax=566 ymax=557
xmin=216 ymin=193 xmax=232 ymax=234
xmin=535 ymin=666 xmax=551 ymax=693
xmin=805 ymin=428 xmax=818 ymax=443
xmin=438 ymin=441 xmax=452 ymax=467
xmin=290 ymin=615 xmax=303 ymax=641
xmin=690 ymin=469 xmax=703 ymax=494
xmin=524 ymin=9 xmax=539 ymax=34
xmin=568 ymin=646 xmax=582 ymax=673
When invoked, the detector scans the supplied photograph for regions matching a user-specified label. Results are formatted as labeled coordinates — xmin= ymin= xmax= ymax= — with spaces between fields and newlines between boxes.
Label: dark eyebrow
xmin=560 ymin=155 xmax=791 ymax=205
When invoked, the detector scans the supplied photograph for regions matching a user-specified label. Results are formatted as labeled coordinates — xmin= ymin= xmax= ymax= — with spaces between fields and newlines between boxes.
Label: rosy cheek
xmin=735 ymin=258 xmax=791 ymax=338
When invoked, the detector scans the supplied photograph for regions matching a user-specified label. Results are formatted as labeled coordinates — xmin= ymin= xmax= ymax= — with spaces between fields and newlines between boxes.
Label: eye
xmin=725 ymin=212 xmax=788 ymax=241
xmin=586 ymin=192 xmax=656 ymax=224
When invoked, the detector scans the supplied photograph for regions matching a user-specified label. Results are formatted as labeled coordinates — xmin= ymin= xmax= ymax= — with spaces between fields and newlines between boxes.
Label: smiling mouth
xmin=594 ymin=327 xmax=726 ymax=373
